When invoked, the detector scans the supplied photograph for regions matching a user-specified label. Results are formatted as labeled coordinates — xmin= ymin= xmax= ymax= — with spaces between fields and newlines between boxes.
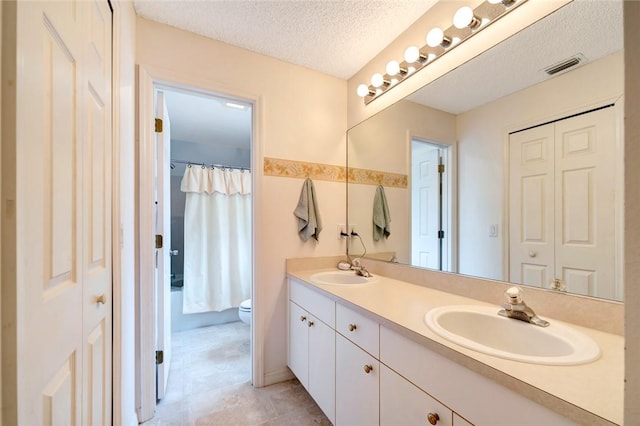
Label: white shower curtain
xmin=181 ymin=165 xmax=251 ymax=313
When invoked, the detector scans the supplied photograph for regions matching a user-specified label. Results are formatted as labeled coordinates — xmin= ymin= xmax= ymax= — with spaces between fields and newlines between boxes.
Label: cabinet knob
xmin=363 ymin=364 xmax=373 ymax=374
xmin=96 ymin=294 xmax=106 ymax=305
xmin=427 ymin=412 xmax=439 ymax=425
xmin=308 ymin=321 xmax=314 ymax=327
xmin=348 ymin=324 xmax=357 ymax=332
xmin=300 ymin=316 xmax=307 ymax=322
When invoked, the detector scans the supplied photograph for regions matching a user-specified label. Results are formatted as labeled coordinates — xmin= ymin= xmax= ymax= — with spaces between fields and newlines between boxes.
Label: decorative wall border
xmin=263 ymin=157 xmax=407 ymax=188
xmin=347 ymin=167 xmax=408 ymax=188
xmin=263 ymin=157 xmax=346 ymax=183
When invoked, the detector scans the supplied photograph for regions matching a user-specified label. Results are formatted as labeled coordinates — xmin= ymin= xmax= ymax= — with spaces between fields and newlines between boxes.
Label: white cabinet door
xmin=381 ymin=364 xmax=453 ymax=426
xmin=288 ymin=301 xmax=309 ymax=388
xmin=308 ymin=315 xmax=336 ymax=424
xmin=336 ymin=334 xmax=379 ymax=426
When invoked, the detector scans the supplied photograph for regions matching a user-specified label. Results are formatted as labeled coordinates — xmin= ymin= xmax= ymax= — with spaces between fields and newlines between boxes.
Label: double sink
xmin=309 ymin=270 xmax=600 ymax=366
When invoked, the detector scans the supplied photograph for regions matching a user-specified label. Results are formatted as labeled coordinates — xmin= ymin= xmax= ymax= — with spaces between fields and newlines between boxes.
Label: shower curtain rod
xmin=170 ymin=159 xmax=251 ymax=171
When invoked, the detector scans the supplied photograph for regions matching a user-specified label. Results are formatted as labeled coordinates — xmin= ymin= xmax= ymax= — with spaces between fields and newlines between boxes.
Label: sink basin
xmin=425 ymin=305 xmax=600 ymax=365
xmin=309 ymin=271 xmax=377 ymax=286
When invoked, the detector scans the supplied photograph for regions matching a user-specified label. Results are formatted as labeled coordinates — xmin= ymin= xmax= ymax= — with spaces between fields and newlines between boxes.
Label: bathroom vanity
xmin=287 ymin=268 xmax=623 ymax=425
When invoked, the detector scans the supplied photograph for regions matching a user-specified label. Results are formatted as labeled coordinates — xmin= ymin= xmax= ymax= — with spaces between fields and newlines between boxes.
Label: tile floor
xmin=144 ymin=321 xmax=331 ymax=426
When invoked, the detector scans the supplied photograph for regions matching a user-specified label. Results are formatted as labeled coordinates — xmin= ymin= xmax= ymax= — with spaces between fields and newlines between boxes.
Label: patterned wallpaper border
xmin=263 ymin=157 xmax=407 ymax=188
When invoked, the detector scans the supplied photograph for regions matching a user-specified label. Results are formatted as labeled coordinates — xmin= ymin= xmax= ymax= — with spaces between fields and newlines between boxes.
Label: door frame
xmin=136 ymin=65 xmax=263 ymax=421
xmin=502 ymin=96 xmax=624 ymax=298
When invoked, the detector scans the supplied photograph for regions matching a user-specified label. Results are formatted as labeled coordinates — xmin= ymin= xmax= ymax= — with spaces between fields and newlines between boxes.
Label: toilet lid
xmin=239 ymin=299 xmax=251 ymax=310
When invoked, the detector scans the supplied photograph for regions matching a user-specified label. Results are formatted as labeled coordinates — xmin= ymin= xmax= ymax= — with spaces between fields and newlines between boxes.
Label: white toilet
xmin=238 ymin=299 xmax=251 ymax=326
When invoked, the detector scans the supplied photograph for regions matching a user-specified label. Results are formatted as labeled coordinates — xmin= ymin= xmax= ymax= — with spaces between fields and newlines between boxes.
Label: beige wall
xmin=347 ymin=100 xmax=456 ymax=263
xmin=456 ymin=51 xmax=623 ymax=281
xmin=136 ymin=17 xmax=347 ymax=384
xmin=625 ymin=2 xmax=640 ymax=423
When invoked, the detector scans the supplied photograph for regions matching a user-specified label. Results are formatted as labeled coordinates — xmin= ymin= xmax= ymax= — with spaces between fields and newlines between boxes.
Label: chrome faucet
xmin=350 ymin=258 xmax=372 ymax=278
xmin=498 ymin=287 xmax=549 ymax=327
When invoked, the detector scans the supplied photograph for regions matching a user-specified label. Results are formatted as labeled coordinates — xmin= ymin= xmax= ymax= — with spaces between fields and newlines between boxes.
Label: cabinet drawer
xmin=336 ymin=303 xmax=379 ymax=357
xmin=289 ymin=278 xmax=335 ymax=327
xmin=380 ymin=326 xmax=573 ymax=425
xmin=380 ymin=364 xmax=453 ymax=426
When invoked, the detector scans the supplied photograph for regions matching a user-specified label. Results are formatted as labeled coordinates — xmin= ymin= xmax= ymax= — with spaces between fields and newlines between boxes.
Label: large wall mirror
xmin=347 ymin=0 xmax=624 ymax=302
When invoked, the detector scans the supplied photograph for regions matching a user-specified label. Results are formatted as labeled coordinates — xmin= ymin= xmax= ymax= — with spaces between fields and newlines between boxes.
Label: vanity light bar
xmin=357 ymin=0 xmax=527 ymax=105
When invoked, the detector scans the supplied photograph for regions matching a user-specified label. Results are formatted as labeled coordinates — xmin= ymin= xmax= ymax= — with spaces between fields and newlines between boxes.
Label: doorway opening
xmin=410 ymin=138 xmax=451 ymax=271
xmin=153 ymin=86 xmax=254 ymax=408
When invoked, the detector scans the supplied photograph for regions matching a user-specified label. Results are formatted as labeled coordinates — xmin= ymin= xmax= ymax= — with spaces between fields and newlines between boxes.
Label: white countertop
xmin=288 ymin=268 xmax=623 ymax=425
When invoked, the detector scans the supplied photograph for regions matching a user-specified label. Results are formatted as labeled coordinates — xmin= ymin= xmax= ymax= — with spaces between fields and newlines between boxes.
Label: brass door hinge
xmin=155 ymin=234 xmax=163 ymax=249
xmin=438 ymin=164 xmax=445 ymax=174
xmin=155 ymin=118 xmax=163 ymax=133
xmin=156 ymin=350 xmax=164 ymax=365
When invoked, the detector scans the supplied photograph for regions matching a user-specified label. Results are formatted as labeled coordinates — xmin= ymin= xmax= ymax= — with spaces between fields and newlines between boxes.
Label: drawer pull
xmin=363 ymin=364 xmax=373 ymax=374
xmin=308 ymin=320 xmax=314 ymax=327
xmin=427 ymin=413 xmax=439 ymax=425
xmin=348 ymin=324 xmax=357 ymax=332
xmin=300 ymin=316 xmax=307 ymax=322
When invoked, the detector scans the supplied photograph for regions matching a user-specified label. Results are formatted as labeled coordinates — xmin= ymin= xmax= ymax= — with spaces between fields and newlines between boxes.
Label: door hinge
xmin=438 ymin=164 xmax=445 ymax=174
xmin=155 ymin=118 xmax=163 ymax=133
xmin=156 ymin=350 xmax=164 ymax=365
xmin=438 ymin=230 xmax=445 ymax=239
xmin=155 ymin=234 xmax=163 ymax=249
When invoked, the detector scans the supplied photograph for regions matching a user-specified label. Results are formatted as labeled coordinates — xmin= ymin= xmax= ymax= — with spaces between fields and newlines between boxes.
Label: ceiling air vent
xmin=543 ymin=54 xmax=586 ymax=76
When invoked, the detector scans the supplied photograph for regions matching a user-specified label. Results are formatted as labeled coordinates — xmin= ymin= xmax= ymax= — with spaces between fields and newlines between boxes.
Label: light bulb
xmin=404 ymin=46 xmax=420 ymax=64
xmin=356 ymin=84 xmax=370 ymax=98
xmin=371 ymin=73 xmax=384 ymax=88
xmin=426 ymin=28 xmax=444 ymax=48
xmin=454 ymin=6 xmax=480 ymax=29
xmin=386 ymin=60 xmax=400 ymax=76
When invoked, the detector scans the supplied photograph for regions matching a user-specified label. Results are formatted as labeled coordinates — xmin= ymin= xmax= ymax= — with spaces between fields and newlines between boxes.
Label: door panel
xmin=412 ymin=142 xmax=441 ymax=269
xmin=554 ymin=107 xmax=616 ymax=298
xmin=83 ymin=0 xmax=112 ymax=424
xmin=43 ymin=355 xmax=78 ymax=425
xmin=509 ymin=125 xmax=554 ymax=287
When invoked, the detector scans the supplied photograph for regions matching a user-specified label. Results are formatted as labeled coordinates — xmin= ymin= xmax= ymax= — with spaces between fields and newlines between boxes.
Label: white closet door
xmin=509 ymin=107 xmax=618 ymax=297
xmin=509 ymin=124 xmax=555 ymax=288
xmin=4 ymin=1 xmax=112 ymax=424
xmin=554 ymin=107 xmax=616 ymax=298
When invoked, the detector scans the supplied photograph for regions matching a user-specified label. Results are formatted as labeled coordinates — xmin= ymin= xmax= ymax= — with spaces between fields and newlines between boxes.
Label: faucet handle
xmin=505 ymin=286 xmax=523 ymax=304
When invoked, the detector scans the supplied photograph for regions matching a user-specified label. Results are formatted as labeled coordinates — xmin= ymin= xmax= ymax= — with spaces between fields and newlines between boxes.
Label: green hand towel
xmin=373 ymin=185 xmax=391 ymax=241
xmin=294 ymin=178 xmax=323 ymax=242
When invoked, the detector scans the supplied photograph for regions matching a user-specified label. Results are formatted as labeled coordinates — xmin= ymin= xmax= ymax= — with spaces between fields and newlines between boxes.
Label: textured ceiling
xmin=407 ymin=0 xmax=623 ymax=114
xmin=133 ymin=0 xmax=438 ymax=79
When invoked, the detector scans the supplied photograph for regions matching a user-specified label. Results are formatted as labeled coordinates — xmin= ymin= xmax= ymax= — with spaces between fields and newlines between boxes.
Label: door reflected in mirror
xmin=346 ymin=0 xmax=624 ymax=301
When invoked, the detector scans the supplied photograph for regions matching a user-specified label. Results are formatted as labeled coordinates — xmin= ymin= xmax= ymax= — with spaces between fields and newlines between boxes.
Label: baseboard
xmin=263 ymin=367 xmax=294 ymax=387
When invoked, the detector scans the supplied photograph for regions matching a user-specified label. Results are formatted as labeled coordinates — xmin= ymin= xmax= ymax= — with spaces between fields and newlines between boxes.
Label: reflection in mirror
xmin=347 ymin=0 xmax=624 ymax=301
